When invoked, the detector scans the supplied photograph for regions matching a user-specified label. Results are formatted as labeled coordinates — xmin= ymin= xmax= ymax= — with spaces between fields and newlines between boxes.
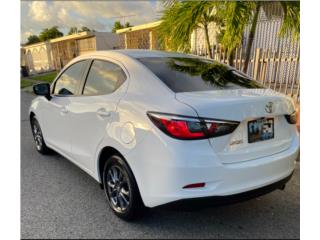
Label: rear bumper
xmin=126 ymin=129 xmax=299 ymax=208
xmin=158 ymin=170 xmax=294 ymax=209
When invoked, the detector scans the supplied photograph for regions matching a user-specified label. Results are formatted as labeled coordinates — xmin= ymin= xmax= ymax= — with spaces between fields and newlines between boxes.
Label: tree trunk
xmin=243 ymin=3 xmax=261 ymax=73
xmin=204 ymin=23 xmax=213 ymax=59
xmin=228 ymin=49 xmax=235 ymax=67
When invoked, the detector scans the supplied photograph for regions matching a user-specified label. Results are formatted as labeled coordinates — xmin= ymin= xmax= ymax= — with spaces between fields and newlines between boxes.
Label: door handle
xmin=97 ymin=108 xmax=111 ymax=118
xmin=60 ymin=106 xmax=68 ymax=114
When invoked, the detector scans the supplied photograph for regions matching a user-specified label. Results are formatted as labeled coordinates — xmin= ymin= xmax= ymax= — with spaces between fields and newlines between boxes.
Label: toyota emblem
xmin=265 ymin=102 xmax=274 ymax=114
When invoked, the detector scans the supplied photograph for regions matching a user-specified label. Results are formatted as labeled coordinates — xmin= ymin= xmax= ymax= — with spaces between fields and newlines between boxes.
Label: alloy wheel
xmin=32 ymin=121 xmax=43 ymax=151
xmin=106 ymin=165 xmax=131 ymax=213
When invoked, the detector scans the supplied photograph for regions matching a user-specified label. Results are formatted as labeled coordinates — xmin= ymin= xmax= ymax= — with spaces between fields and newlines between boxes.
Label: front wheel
xmin=31 ymin=116 xmax=51 ymax=154
xmin=102 ymin=155 xmax=145 ymax=221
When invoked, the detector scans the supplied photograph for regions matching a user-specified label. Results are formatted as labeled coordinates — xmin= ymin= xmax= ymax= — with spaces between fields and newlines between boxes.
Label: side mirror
xmin=33 ymin=83 xmax=51 ymax=100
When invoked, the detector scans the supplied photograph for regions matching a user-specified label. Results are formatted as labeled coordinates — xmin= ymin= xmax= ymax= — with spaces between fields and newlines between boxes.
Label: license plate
xmin=248 ymin=118 xmax=274 ymax=143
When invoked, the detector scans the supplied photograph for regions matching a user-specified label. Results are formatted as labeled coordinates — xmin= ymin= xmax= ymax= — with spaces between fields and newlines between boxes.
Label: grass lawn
xmin=28 ymin=71 xmax=58 ymax=83
xmin=21 ymin=71 xmax=58 ymax=89
xmin=21 ymin=79 xmax=34 ymax=89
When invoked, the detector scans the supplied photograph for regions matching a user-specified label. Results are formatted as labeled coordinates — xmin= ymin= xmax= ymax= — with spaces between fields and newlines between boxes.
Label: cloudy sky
xmin=21 ymin=0 xmax=164 ymax=43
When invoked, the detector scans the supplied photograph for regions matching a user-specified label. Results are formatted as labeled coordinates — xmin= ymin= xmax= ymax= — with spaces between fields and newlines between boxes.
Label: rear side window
xmin=83 ymin=60 xmax=126 ymax=96
xmin=54 ymin=60 xmax=87 ymax=95
xmin=137 ymin=57 xmax=263 ymax=92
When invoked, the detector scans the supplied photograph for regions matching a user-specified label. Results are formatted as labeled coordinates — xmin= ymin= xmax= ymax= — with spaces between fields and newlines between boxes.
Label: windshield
xmin=137 ymin=57 xmax=263 ymax=93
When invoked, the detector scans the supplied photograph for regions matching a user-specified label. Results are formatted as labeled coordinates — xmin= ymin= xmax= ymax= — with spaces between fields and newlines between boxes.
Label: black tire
xmin=102 ymin=155 xmax=145 ymax=221
xmin=30 ymin=116 xmax=51 ymax=154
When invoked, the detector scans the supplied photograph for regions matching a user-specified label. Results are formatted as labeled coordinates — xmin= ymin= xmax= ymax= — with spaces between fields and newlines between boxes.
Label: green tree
xmin=68 ymin=26 xmax=94 ymax=35
xmin=26 ymin=35 xmax=40 ymax=45
xmin=68 ymin=26 xmax=78 ymax=35
xmin=160 ymin=1 xmax=300 ymax=72
xmin=39 ymin=26 xmax=63 ymax=41
xmin=279 ymin=1 xmax=300 ymax=39
xmin=124 ymin=22 xmax=133 ymax=28
xmin=112 ymin=21 xmax=124 ymax=33
xmin=112 ymin=21 xmax=133 ymax=33
xmin=80 ymin=26 xmax=92 ymax=32
xmin=220 ymin=1 xmax=300 ymax=73
xmin=158 ymin=1 xmax=224 ymax=57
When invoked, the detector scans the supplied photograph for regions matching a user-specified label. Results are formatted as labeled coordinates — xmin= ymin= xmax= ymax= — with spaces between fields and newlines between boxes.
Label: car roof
xmin=81 ymin=49 xmax=198 ymax=59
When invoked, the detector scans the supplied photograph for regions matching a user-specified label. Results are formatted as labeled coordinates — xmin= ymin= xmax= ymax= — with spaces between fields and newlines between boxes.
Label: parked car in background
xmin=29 ymin=50 xmax=299 ymax=220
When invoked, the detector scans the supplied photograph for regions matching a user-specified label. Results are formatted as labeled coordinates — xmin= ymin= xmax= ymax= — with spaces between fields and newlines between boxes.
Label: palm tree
xmin=159 ymin=1 xmax=300 ymax=73
xmin=158 ymin=1 xmax=223 ymax=58
xmin=220 ymin=1 xmax=300 ymax=73
xmin=278 ymin=1 xmax=300 ymax=39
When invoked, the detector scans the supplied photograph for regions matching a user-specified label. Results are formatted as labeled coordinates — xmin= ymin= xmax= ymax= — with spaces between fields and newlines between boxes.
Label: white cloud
xmin=22 ymin=31 xmax=33 ymax=41
xmin=21 ymin=1 xmax=163 ymax=43
xmin=28 ymin=1 xmax=51 ymax=22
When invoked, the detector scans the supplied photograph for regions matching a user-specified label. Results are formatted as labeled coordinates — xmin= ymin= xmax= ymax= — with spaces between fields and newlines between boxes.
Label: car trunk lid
xmin=176 ymin=89 xmax=296 ymax=163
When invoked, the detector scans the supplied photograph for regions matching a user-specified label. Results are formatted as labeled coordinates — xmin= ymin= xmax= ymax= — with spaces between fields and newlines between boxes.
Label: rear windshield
xmin=137 ymin=57 xmax=263 ymax=92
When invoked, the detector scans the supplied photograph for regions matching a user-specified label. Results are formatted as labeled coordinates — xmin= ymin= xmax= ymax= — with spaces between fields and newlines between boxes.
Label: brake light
xmin=285 ymin=112 xmax=297 ymax=124
xmin=160 ymin=118 xmax=205 ymax=139
xmin=147 ymin=112 xmax=239 ymax=140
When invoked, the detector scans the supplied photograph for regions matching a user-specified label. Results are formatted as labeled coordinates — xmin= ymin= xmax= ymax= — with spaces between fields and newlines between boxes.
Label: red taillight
xmin=183 ymin=183 xmax=205 ymax=189
xmin=160 ymin=118 xmax=205 ymax=139
xmin=147 ymin=112 xmax=239 ymax=140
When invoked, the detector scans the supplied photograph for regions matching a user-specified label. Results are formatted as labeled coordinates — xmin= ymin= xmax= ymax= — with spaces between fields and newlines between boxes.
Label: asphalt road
xmin=21 ymin=91 xmax=300 ymax=239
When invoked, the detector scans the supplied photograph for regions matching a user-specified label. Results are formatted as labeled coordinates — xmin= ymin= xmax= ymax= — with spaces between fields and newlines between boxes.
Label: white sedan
xmin=29 ymin=50 xmax=299 ymax=220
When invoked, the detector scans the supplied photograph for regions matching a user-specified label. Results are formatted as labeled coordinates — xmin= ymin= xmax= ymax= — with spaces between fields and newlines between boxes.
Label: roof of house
xmin=21 ymin=41 xmax=50 ymax=49
xmin=49 ymin=31 xmax=94 ymax=43
xmin=116 ymin=20 xmax=162 ymax=34
xmin=22 ymin=31 xmax=119 ymax=49
xmin=21 ymin=32 xmax=94 ymax=48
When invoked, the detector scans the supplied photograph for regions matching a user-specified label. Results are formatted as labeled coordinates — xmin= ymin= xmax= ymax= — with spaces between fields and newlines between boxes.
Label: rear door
xmin=41 ymin=60 xmax=89 ymax=157
xmin=67 ymin=58 xmax=128 ymax=171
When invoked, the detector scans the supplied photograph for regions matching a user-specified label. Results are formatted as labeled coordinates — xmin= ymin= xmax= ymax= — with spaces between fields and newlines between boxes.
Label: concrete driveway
xmin=21 ymin=91 xmax=299 ymax=239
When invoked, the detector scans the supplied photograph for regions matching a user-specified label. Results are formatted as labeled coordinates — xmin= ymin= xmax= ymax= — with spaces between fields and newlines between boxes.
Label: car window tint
xmin=83 ymin=60 xmax=126 ymax=96
xmin=137 ymin=57 xmax=263 ymax=92
xmin=54 ymin=61 xmax=87 ymax=95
